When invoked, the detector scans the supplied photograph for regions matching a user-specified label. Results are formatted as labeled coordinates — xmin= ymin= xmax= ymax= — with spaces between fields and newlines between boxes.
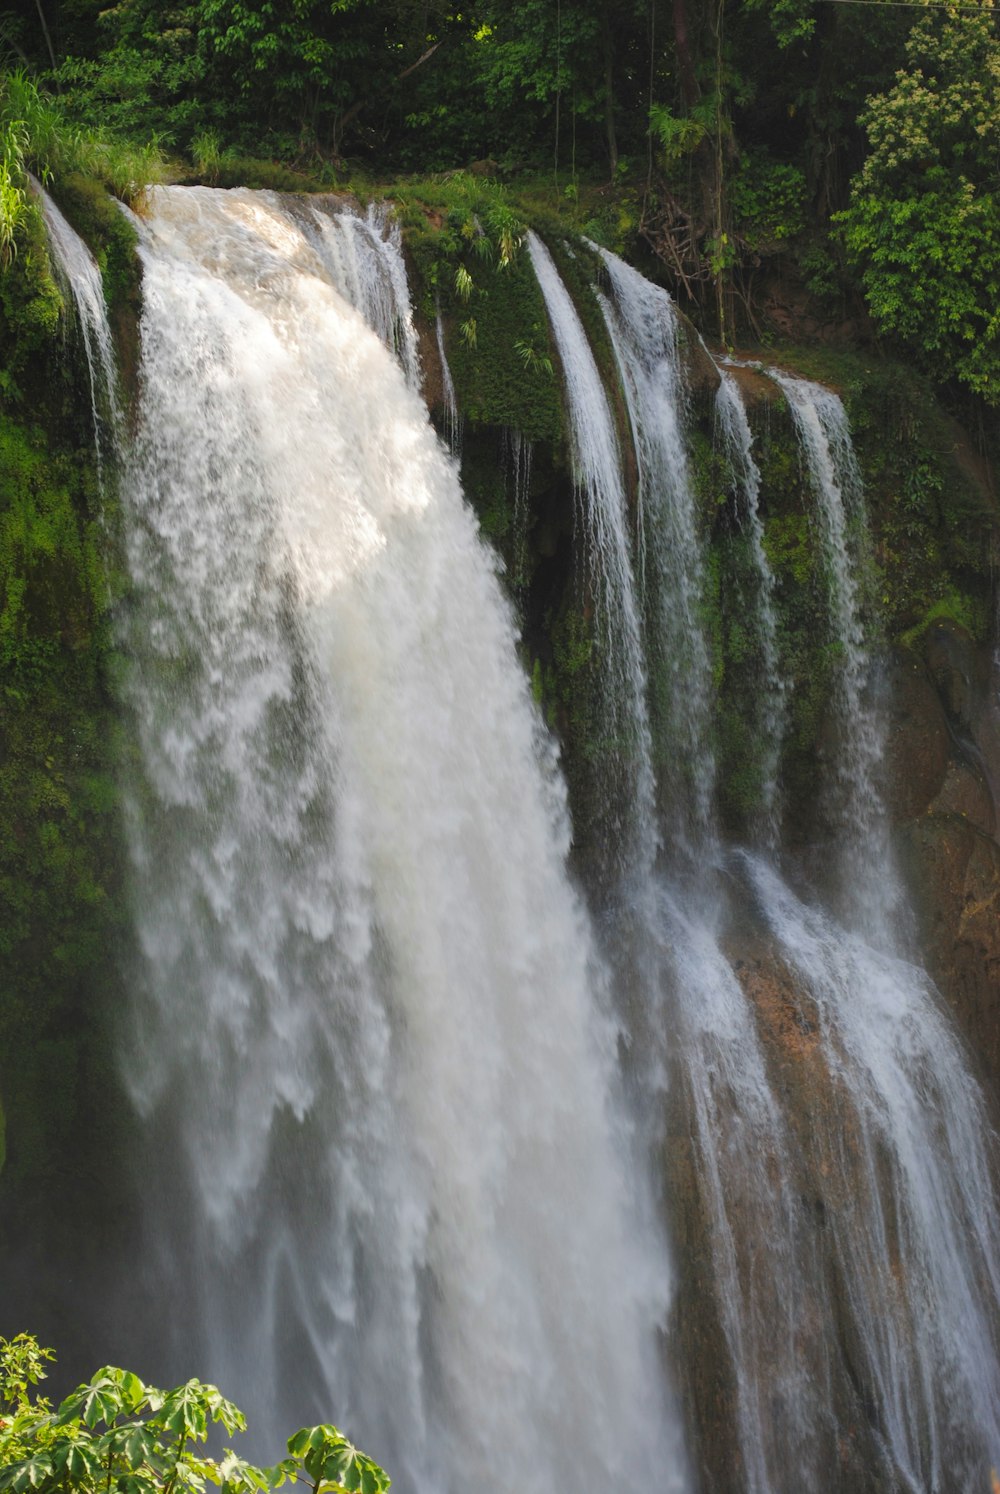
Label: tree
xmin=0 ymin=1336 xmax=390 ymax=1494
xmin=838 ymin=2 xmax=1000 ymax=403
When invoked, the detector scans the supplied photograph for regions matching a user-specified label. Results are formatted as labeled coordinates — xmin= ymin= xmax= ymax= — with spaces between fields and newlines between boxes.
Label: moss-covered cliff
xmin=0 ymin=187 xmax=138 ymax=1359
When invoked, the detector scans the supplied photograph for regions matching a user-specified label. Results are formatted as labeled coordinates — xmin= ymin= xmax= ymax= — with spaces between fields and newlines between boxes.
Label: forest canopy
xmin=0 ymin=0 xmax=998 ymax=403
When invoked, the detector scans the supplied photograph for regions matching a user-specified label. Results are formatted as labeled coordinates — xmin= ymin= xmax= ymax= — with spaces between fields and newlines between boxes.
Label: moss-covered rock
xmin=0 ymin=185 xmax=133 ymax=1303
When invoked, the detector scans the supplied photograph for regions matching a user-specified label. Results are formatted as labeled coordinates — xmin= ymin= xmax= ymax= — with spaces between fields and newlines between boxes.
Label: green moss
xmin=763 ymin=512 xmax=814 ymax=588
xmin=898 ymin=589 xmax=988 ymax=651
xmin=52 ymin=171 xmax=141 ymax=319
xmin=0 ymin=201 xmax=64 ymax=403
xmin=0 ymin=203 xmax=128 ymax=1203
xmin=446 ymin=251 xmax=564 ymax=441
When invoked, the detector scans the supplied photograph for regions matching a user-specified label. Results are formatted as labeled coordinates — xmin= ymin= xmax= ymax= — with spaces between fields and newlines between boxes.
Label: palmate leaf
xmin=286 ymin=1427 xmax=389 ymax=1494
xmin=100 ymin=1420 xmax=158 ymax=1470
xmin=0 ymin=1450 xmax=52 ymax=1491
xmin=202 ymin=1388 xmax=246 ymax=1437
xmin=56 ymin=1371 xmax=125 ymax=1429
xmin=158 ymin=1382 xmax=209 ymax=1441
xmin=215 ymin=1450 xmax=277 ymax=1492
xmin=51 ymin=1438 xmax=103 ymax=1481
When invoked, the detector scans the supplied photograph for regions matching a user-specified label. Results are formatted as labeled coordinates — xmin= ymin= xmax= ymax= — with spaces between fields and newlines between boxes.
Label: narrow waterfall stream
xmin=117 ymin=188 xmax=681 ymax=1491
xmin=595 ymin=246 xmax=714 ymax=847
xmin=33 ymin=181 xmax=122 ymax=475
xmin=433 ymin=298 xmax=461 ymax=454
xmin=588 ymin=259 xmax=829 ymax=1494
xmin=741 ymin=374 xmax=1000 ymax=1490
xmin=713 ymin=370 xmax=785 ymax=844
xmin=526 ymin=231 xmax=658 ymax=880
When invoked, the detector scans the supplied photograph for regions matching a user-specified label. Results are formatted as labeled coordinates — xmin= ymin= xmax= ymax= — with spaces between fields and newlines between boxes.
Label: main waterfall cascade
xmin=109 ymin=186 xmax=686 ymax=1492
xmin=38 ymin=184 xmax=1000 ymax=1492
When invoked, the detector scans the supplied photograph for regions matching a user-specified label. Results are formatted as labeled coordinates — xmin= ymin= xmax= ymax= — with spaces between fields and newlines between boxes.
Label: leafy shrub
xmin=0 ymin=1336 xmax=390 ymax=1494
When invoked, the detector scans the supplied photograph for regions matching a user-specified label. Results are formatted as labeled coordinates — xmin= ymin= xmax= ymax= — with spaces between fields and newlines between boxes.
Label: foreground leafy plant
xmin=0 ymin=1336 xmax=389 ymax=1494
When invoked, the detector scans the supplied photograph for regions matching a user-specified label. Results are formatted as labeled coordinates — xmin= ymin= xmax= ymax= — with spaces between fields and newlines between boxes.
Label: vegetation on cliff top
xmin=0 ymin=0 xmax=998 ymax=408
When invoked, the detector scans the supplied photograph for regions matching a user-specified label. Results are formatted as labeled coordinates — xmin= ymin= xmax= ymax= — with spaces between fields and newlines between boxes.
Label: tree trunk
xmin=603 ymin=6 xmax=618 ymax=178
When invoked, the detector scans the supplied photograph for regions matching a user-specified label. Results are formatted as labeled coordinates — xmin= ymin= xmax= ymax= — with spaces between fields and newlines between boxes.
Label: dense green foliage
xmin=839 ymin=6 xmax=1000 ymax=403
xmin=0 ymin=0 xmax=994 ymax=397
xmin=0 ymin=1337 xmax=390 ymax=1494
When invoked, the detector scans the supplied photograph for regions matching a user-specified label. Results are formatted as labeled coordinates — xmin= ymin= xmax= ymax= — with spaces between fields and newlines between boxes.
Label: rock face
xmin=890 ymin=622 xmax=1000 ymax=1090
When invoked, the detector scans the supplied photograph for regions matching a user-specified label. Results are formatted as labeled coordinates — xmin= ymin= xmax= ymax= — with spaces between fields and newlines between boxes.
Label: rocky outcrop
xmin=888 ymin=622 xmax=1000 ymax=1092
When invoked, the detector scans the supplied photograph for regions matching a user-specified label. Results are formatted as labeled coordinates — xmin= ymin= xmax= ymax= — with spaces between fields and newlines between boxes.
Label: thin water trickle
xmin=502 ymin=428 xmax=533 ymax=592
xmin=714 ymin=369 xmax=786 ymax=844
xmin=434 ymin=299 xmax=461 ymax=454
xmin=34 ymin=179 xmax=122 ymax=476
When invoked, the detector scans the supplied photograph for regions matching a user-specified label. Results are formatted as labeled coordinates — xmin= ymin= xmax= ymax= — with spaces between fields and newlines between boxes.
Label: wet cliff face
xmin=420 ymin=265 xmax=1000 ymax=1105
xmin=421 ymin=287 xmax=1000 ymax=1494
xmin=891 ymin=624 xmax=1000 ymax=1089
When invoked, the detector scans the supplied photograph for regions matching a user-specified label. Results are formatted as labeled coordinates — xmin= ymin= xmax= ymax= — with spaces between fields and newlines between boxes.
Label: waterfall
xmin=714 ymin=370 xmax=785 ymax=843
xmin=741 ymin=853 xmax=1000 ymax=1489
xmin=434 ymin=299 xmax=461 ymax=453
xmin=501 ymin=428 xmax=532 ymax=592
xmin=117 ymin=186 xmax=681 ymax=1493
xmin=766 ymin=371 xmax=891 ymax=924
xmin=741 ymin=373 xmax=1000 ymax=1489
xmin=299 ymin=198 xmax=421 ymax=390
xmin=595 ymin=246 xmax=715 ymax=848
xmin=527 ymin=231 xmax=657 ymax=876
xmin=29 ymin=179 xmax=1000 ymax=1494
xmin=588 ymin=261 xmax=827 ymax=1492
xmin=579 ymin=253 xmax=1000 ymax=1487
xmin=33 ymin=180 xmax=121 ymax=473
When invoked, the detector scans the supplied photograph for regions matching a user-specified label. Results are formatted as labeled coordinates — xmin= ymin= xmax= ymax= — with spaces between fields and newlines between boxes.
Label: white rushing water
xmin=301 ymin=198 xmax=421 ymax=391
xmin=118 ymin=186 xmax=682 ymax=1492
xmin=34 ymin=179 xmax=122 ymax=474
xmin=434 ymin=298 xmax=461 ymax=454
xmin=767 ymin=371 xmax=892 ymax=927
xmin=595 ymin=246 xmax=715 ymax=848
xmin=527 ymin=231 xmax=657 ymax=875
xmin=743 ymin=372 xmax=1000 ymax=1488
xmin=714 ymin=370 xmax=786 ymax=844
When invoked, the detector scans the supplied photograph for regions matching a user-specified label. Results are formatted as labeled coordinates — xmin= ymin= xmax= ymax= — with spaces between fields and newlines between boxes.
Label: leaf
xmin=159 ymin=1382 xmax=209 ymax=1441
xmin=288 ymin=1428 xmax=389 ymax=1494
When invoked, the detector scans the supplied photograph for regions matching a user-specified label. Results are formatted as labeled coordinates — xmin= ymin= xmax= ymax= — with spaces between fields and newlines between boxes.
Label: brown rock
xmin=899 ymin=813 xmax=1000 ymax=1089
xmin=883 ymin=647 xmax=950 ymax=822
xmin=930 ymin=758 xmax=996 ymax=837
xmin=923 ymin=619 xmax=989 ymax=733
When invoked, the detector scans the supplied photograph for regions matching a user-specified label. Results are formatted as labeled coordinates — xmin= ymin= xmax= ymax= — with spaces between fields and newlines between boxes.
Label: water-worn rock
xmin=885 ymin=627 xmax=1000 ymax=1090
xmin=899 ymin=812 xmax=1000 ymax=1088
xmin=883 ymin=647 xmax=950 ymax=821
